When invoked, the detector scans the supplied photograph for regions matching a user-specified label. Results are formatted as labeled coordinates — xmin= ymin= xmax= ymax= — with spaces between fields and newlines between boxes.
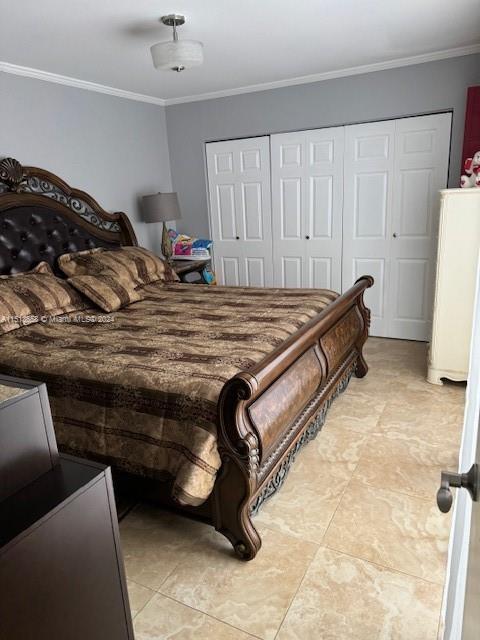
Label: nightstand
xmin=172 ymin=258 xmax=213 ymax=284
xmin=0 ymin=374 xmax=134 ymax=640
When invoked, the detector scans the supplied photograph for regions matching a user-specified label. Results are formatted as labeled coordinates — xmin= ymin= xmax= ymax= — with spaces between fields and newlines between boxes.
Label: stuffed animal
xmin=460 ymin=151 xmax=480 ymax=188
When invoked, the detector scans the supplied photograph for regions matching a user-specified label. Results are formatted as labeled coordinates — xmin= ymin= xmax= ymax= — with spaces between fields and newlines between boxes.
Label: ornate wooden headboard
xmin=0 ymin=157 xmax=137 ymax=275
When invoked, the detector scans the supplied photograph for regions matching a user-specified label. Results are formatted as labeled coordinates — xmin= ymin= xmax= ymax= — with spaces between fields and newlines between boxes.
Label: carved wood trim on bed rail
xmin=0 ymin=157 xmax=137 ymax=245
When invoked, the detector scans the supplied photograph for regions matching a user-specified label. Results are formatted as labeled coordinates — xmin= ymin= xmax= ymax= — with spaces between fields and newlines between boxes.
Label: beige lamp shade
xmin=142 ymin=192 xmax=182 ymax=223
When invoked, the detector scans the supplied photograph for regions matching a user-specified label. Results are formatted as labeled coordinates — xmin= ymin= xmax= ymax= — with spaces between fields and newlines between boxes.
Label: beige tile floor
xmin=121 ymin=338 xmax=466 ymax=639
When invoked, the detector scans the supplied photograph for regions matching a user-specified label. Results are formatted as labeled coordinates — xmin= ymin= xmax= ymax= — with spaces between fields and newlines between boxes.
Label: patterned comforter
xmin=0 ymin=282 xmax=337 ymax=505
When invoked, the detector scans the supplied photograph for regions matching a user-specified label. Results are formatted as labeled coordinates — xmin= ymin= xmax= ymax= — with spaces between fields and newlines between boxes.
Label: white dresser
xmin=428 ymin=189 xmax=480 ymax=385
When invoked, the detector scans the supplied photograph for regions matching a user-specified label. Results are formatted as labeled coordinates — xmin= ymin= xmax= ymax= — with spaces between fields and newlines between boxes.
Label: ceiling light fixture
xmin=150 ymin=14 xmax=203 ymax=73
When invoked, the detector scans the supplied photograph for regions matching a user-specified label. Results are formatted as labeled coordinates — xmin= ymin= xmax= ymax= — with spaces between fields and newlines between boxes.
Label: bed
xmin=0 ymin=157 xmax=373 ymax=559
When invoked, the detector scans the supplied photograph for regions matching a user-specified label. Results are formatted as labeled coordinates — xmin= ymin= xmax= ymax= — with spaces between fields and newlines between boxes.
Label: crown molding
xmin=0 ymin=61 xmax=166 ymax=106
xmin=1 ymin=43 xmax=479 ymax=107
xmin=164 ymin=44 xmax=480 ymax=105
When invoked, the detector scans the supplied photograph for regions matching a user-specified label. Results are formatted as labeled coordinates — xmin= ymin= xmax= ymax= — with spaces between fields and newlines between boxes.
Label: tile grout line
xmin=155 ymin=592 xmax=264 ymax=639
xmin=256 ymin=474 xmax=452 ymax=582
xmin=272 ymin=556 xmax=315 ymax=640
xmin=154 ymin=537 xmax=204 ymax=592
xmin=354 ymin=468 xmax=453 ymax=503
xmin=255 ymin=431 xmax=369 ymax=548
xmin=318 ymin=411 xmax=381 ymax=543
xmin=127 ymin=579 xmax=156 ymax=620
xmin=258 ymin=410 xmax=378 ymax=549
xmin=321 ymin=480 xmax=451 ymax=588
xmin=318 ymin=544 xmax=448 ymax=588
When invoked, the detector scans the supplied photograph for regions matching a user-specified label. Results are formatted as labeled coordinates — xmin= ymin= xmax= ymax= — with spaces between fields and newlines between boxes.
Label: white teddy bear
xmin=461 ymin=150 xmax=480 ymax=188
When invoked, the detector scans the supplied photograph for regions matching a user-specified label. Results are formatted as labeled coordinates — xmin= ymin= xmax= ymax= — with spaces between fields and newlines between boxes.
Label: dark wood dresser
xmin=0 ymin=375 xmax=134 ymax=640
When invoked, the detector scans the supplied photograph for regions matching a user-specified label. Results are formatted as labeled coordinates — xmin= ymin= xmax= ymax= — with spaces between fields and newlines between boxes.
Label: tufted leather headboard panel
xmin=0 ymin=205 xmax=121 ymax=275
xmin=0 ymin=158 xmax=137 ymax=276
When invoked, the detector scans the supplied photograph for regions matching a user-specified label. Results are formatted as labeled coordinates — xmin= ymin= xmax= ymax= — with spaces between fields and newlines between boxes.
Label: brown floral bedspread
xmin=0 ymin=282 xmax=337 ymax=505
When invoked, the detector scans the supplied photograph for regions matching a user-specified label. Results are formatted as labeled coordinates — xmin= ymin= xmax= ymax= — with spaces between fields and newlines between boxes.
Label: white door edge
xmin=442 ymin=249 xmax=480 ymax=639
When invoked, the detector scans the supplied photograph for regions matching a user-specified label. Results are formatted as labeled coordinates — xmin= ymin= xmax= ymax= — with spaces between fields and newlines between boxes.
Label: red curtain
xmin=462 ymin=86 xmax=480 ymax=165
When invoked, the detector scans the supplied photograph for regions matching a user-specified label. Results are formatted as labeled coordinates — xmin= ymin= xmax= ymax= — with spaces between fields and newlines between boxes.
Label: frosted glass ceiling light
xmin=151 ymin=14 xmax=203 ymax=72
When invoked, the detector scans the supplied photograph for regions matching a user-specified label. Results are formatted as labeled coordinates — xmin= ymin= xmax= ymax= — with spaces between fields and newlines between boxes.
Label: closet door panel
xmin=215 ymin=184 xmax=238 ymax=240
xmin=309 ymin=176 xmax=333 ymax=238
xmin=206 ymin=137 xmax=273 ymax=286
xmin=308 ymin=257 xmax=332 ymax=290
xmin=241 ymin=182 xmax=264 ymax=240
xmin=271 ymin=133 xmax=306 ymax=287
xmin=245 ymin=257 xmax=267 ymax=287
xmin=282 ymin=257 xmax=303 ymax=288
xmin=351 ymin=257 xmax=388 ymax=328
xmin=389 ymin=113 xmax=451 ymax=340
xmin=280 ymin=178 xmax=303 ymax=239
xmin=354 ymin=172 xmax=389 ymax=238
xmin=305 ymin=128 xmax=344 ymax=291
xmin=220 ymin=257 xmax=241 ymax=287
xmin=271 ymin=128 xmax=344 ymax=290
xmin=343 ymin=121 xmax=395 ymax=337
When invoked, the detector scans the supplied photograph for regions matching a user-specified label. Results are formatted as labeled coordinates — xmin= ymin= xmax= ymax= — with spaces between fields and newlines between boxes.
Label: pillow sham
xmin=0 ymin=262 xmax=87 ymax=334
xmin=121 ymin=246 xmax=179 ymax=285
xmin=67 ymin=273 xmax=141 ymax=313
xmin=57 ymin=247 xmax=106 ymax=277
xmin=58 ymin=246 xmax=179 ymax=286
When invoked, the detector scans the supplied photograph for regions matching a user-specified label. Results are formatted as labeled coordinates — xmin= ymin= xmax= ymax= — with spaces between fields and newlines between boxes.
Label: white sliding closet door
xmin=342 ymin=120 xmax=396 ymax=337
xmin=343 ymin=113 xmax=451 ymax=340
xmin=206 ymin=137 xmax=273 ymax=286
xmin=270 ymin=128 xmax=344 ymax=289
xmin=205 ymin=114 xmax=451 ymax=340
xmin=389 ymin=113 xmax=452 ymax=340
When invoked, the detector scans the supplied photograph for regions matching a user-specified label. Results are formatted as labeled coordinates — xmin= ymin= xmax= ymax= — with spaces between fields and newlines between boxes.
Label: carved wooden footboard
xmin=213 ymin=276 xmax=373 ymax=559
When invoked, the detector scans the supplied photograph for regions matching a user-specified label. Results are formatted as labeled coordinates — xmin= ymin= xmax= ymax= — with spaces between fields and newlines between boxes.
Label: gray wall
xmin=0 ymin=73 xmax=172 ymax=252
xmin=166 ymin=53 xmax=480 ymax=238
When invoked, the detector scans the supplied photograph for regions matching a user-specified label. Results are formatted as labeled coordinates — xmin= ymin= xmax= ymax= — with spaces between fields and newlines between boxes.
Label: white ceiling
xmin=1 ymin=0 xmax=480 ymax=104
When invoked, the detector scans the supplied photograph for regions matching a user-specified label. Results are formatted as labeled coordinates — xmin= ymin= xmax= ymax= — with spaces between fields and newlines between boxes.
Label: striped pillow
xmin=0 ymin=262 xmax=87 ymax=334
xmin=58 ymin=246 xmax=179 ymax=286
xmin=67 ymin=273 xmax=141 ymax=312
xmin=57 ymin=247 xmax=107 ymax=277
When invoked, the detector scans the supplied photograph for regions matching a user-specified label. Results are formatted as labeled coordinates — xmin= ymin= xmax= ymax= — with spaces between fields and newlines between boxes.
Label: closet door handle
xmin=305 ymin=235 xmax=310 ymax=240
xmin=235 ymin=236 xmax=240 ymax=240
xmin=393 ymin=232 xmax=397 ymax=238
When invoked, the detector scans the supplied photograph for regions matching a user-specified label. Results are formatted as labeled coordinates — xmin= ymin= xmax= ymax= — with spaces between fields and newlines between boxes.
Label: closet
xmin=206 ymin=113 xmax=452 ymax=340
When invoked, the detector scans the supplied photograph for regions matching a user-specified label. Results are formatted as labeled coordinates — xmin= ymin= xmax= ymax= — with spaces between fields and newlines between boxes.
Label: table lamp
xmin=142 ymin=192 xmax=182 ymax=262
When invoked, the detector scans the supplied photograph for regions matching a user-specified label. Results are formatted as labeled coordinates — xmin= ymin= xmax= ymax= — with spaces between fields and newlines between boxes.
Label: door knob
xmin=305 ymin=235 xmax=310 ymax=240
xmin=235 ymin=236 xmax=240 ymax=240
xmin=393 ymin=232 xmax=397 ymax=238
xmin=437 ymin=464 xmax=479 ymax=513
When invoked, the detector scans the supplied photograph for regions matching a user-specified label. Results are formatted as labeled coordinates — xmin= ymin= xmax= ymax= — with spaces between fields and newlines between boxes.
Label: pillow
xmin=57 ymin=247 xmax=106 ymax=277
xmin=67 ymin=273 xmax=141 ymax=313
xmin=0 ymin=262 xmax=87 ymax=334
xmin=121 ymin=246 xmax=179 ymax=285
xmin=58 ymin=246 xmax=179 ymax=286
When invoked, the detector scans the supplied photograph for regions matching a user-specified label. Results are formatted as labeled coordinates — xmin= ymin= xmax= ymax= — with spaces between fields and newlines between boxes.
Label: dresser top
xmin=440 ymin=188 xmax=480 ymax=196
